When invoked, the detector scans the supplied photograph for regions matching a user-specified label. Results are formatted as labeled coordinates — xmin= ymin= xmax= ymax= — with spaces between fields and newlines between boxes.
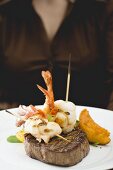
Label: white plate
xmin=0 ymin=105 xmax=113 ymax=170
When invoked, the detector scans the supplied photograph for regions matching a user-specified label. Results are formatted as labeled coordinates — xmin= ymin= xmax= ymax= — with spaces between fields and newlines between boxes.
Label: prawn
xmin=37 ymin=71 xmax=58 ymax=114
xmin=16 ymin=105 xmax=46 ymax=127
xmin=54 ymin=100 xmax=76 ymax=133
xmin=24 ymin=115 xmax=62 ymax=143
xmin=16 ymin=71 xmax=57 ymax=126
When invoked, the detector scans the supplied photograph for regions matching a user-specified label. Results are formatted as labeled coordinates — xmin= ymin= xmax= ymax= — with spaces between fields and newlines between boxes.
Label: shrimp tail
xmin=37 ymin=71 xmax=56 ymax=111
xmin=37 ymin=84 xmax=52 ymax=108
xmin=37 ymin=85 xmax=49 ymax=98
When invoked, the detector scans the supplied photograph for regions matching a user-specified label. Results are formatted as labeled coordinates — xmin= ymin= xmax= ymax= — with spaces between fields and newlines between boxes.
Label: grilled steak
xmin=24 ymin=126 xmax=90 ymax=166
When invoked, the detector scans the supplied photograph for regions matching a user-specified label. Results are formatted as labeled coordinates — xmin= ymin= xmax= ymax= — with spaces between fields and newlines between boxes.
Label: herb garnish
xmin=91 ymin=142 xmax=99 ymax=147
xmin=47 ymin=114 xmax=55 ymax=122
xmin=7 ymin=135 xmax=22 ymax=143
xmin=74 ymin=120 xmax=79 ymax=128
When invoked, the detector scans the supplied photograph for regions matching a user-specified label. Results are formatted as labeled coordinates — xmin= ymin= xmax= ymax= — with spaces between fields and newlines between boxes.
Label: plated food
xmin=7 ymin=71 xmax=111 ymax=167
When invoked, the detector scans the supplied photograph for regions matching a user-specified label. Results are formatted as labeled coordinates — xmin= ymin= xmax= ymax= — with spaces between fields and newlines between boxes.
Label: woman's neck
xmin=33 ymin=0 xmax=68 ymax=6
xmin=32 ymin=0 xmax=69 ymax=41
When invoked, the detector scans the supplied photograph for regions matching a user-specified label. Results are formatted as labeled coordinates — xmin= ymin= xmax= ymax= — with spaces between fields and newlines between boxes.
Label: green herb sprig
xmin=7 ymin=135 xmax=22 ymax=143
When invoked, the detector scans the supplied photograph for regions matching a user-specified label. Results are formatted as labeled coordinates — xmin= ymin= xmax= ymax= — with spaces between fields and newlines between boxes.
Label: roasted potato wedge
xmin=79 ymin=109 xmax=110 ymax=145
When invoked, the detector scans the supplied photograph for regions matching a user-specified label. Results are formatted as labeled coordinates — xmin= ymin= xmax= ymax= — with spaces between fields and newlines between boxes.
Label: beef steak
xmin=24 ymin=126 xmax=90 ymax=166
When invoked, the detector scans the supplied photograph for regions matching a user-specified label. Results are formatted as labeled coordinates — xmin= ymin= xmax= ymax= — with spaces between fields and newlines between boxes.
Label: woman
xmin=0 ymin=0 xmax=113 ymax=110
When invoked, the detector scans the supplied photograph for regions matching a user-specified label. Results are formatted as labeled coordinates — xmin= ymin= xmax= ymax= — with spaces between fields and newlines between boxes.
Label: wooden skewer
xmin=5 ymin=109 xmax=14 ymax=115
xmin=5 ymin=110 xmax=21 ymax=119
xmin=66 ymin=54 xmax=71 ymax=102
xmin=56 ymin=134 xmax=70 ymax=143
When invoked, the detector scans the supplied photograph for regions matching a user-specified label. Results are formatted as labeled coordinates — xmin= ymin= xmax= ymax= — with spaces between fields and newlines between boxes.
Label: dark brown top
xmin=0 ymin=0 xmax=113 ymax=110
